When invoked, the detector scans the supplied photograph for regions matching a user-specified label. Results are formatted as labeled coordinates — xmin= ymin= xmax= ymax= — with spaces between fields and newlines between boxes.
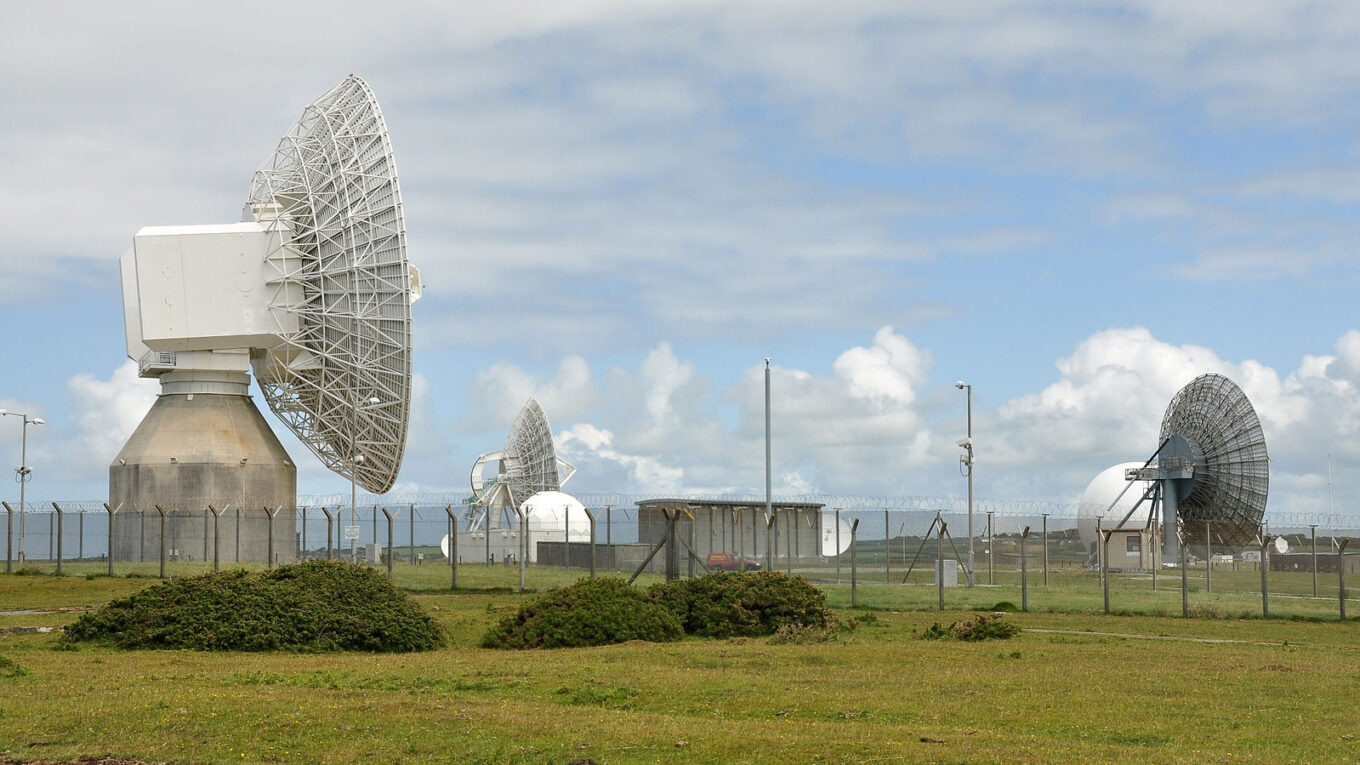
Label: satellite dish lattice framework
xmin=248 ymin=75 xmax=418 ymax=494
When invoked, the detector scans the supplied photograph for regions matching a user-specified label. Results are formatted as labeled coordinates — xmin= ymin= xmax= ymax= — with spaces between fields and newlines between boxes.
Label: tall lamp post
xmin=954 ymin=382 xmax=974 ymax=587
xmin=350 ymin=396 xmax=380 ymax=564
xmin=1 ymin=410 xmax=44 ymax=564
xmin=764 ymin=358 xmax=773 ymax=551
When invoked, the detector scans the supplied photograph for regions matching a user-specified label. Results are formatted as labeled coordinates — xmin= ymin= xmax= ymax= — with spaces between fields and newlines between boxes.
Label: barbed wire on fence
xmin=10 ymin=494 xmax=1360 ymax=533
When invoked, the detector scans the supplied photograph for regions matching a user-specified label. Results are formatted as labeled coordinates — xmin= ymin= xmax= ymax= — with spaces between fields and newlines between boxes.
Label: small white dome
xmin=1077 ymin=463 xmax=1153 ymax=546
xmin=520 ymin=490 xmax=591 ymax=541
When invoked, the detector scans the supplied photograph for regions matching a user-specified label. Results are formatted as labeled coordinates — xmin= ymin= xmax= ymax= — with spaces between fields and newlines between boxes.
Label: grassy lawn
xmin=1 ymin=566 xmax=1357 ymax=764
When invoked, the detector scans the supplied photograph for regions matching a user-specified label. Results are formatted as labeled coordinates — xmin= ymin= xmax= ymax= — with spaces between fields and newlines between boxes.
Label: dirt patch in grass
xmin=0 ymin=751 xmax=168 ymax=756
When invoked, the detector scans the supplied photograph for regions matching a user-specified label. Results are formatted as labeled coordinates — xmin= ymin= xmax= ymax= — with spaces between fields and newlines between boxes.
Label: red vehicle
xmin=706 ymin=552 xmax=762 ymax=571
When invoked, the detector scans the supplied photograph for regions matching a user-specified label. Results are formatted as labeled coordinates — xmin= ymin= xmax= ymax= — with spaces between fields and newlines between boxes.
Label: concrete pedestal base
xmin=109 ymin=393 xmax=297 ymax=564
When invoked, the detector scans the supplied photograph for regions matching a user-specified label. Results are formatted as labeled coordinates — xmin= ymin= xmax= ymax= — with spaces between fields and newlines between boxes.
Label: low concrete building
xmin=635 ymin=498 xmax=826 ymax=567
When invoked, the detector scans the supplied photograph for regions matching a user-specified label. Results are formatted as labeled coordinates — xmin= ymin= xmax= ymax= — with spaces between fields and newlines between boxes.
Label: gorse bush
xmin=919 ymin=613 xmax=1020 ymax=642
xmin=480 ymin=577 xmax=683 ymax=649
xmin=61 ymin=560 xmax=445 ymax=652
xmin=647 ymin=570 xmax=831 ymax=638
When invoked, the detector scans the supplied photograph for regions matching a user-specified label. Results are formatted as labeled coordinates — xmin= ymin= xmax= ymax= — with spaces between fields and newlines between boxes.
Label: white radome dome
xmin=520 ymin=490 xmax=591 ymax=541
xmin=1077 ymin=463 xmax=1153 ymax=546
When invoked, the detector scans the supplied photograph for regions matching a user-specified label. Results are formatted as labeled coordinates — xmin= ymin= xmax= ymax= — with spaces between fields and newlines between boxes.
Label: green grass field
xmin=1 ymin=564 xmax=1358 ymax=764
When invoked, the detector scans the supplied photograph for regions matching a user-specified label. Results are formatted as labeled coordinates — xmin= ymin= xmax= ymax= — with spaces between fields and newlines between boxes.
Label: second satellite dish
xmin=1126 ymin=373 xmax=1269 ymax=559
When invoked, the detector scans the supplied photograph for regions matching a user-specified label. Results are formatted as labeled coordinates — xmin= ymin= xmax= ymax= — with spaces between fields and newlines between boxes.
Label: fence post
xmin=765 ymin=511 xmax=776 ymax=571
xmin=2 ymin=501 xmax=11 ymax=573
xmin=1021 ymin=526 xmax=1031 ymax=613
xmin=443 ymin=505 xmax=458 ymax=590
xmin=1311 ymin=525 xmax=1318 ymax=598
xmin=1041 ymin=513 xmax=1049 ymax=586
xmin=1101 ymin=529 xmax=1112 ymax=615
xmin=381 ymin=507 xmax=395 ymax=580
xmin=1179 ymin=528 xmax=1188 ymax=617
xmin=987 ymin=511 xmax=994 ymax=585
xmin=850 ymin=519 xmax=860 ymax=608
xmin=1260 ymin=535 xmax=1271 ymax=618
xmin=884 ymin=508 xmax=890 ymax=583
xmin=513 ymin=506 xmax=527 ymax=592
xmin=409 ymin=504 xmax=416 ymax=566
xmin=1338 ymin=538 xmax=1349 ymax=620
xmin=208 ymin=505 xmax=223 ymax=571
xmin=264 ymin=506 xmax=278 ymax=570
xmin=936 ymin=518 xmax=945 ymax=611
xmin=103 ymin=503 xmax=120 ymax=576
xmin=1203 ymin=520 xmax=1211 ymax=593
xmin=321 ymin=508 xmax=334 ymax=560
xmin=52 ymin=503 xmax=64 ymax=574
xmin=79 ymin=509 xmax=84 ymax=562
xmin=688 ymin=512 xmax=697 ymax=579
xmin=585 ymin=508 xmax=597 ymax=579
xmin=835 ymin=508 xmax=842 ymax=584
xmin=155 ymin=504 xmax=167 ymax=579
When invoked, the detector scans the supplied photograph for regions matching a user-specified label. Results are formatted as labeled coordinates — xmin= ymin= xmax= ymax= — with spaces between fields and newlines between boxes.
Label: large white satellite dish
xmin=112 ymin=75 xmax=419 ymax=561
xmin=246 ymin=75 xmax=420 ymax=493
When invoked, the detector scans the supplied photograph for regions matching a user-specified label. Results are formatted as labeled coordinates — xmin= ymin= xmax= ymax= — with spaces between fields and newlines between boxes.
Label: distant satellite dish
xmin=820 ymin=511 xmax=852 ymax=556
xmin=470 ymin=399 xmax=577 ymax=515
xmin=440 ymin=533 xmax=451 ymax=559
xmin=1274 ymin=537 xmax=1289 ymax=554
xmin=1129 ymin=374 xmax=1269 ymax=562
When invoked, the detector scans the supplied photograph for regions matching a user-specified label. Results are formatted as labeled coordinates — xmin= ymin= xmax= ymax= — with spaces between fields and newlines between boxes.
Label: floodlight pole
xmin=955 ymin=383 xmax=974 ymax=586
xmin=764 ymin=358 xmax=772 ymax=552
xmin=1 ymin=410 xmax=45 ymax=564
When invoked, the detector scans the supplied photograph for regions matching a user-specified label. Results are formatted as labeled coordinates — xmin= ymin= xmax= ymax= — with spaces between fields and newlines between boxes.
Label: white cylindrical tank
xmin=1077 ymin=462 xmax=1153 ymax=547
xmin=521 ymin=490 xmax=592 ymax=541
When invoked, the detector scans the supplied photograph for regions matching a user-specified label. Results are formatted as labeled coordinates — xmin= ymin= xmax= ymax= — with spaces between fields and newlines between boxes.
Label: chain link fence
xmin=2 ymin=495 xmax=1355 ymax=620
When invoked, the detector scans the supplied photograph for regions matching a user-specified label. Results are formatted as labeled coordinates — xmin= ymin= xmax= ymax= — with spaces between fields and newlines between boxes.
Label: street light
xmin=954 ymin=382 xmax=974 ymax=587
xmin=0 ymin=410 xmax=45 ymax=564
xmin=764 ymin=358 xmax=772 ymax=548
xmin=350 ymin=396 xmax=380 ymax=564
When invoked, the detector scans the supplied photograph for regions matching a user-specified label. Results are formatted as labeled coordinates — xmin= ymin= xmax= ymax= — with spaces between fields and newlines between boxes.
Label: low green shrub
xmin=61 ymin=560 xmax=445 ymax=652
xmin=648 ymin=571 xmax=831 ymax=638
xmin=0 ymin=655 xmax=28 ymax=678
xmin=481 ymin=577 xmax=683 ymax=649
xmin=918 ymin=613 xmax=1019 ymax=642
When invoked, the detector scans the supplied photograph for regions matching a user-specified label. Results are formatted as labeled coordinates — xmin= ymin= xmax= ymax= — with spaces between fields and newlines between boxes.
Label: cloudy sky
xmin=2 ymin=1 xmax=1358 ymax=518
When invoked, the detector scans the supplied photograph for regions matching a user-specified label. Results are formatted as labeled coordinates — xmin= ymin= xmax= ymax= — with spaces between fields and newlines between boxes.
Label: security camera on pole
xmin=0 ymin=410 xmax=45 ymax=564
xmin=954 ymin=382 xmax=974 ymax=587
